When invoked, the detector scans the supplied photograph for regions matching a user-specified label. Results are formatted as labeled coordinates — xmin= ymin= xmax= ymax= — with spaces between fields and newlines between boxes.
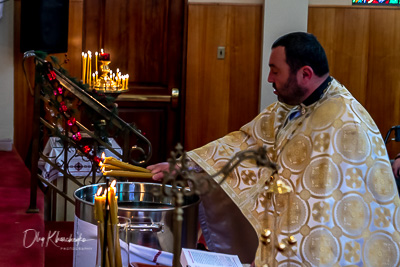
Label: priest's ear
xmin=297 ymin=66 xmax=313 ymax=85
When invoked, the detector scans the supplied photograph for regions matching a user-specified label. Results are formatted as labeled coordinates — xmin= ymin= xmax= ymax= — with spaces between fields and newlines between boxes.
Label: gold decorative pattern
xmin=195 ymin=143 xmax=216 ymax=160
xmin=280 ymin=194 xmax=308 ymax=233
xmin=344 ymin=241 xmax=361 ymax=263
xmin=241 ymin=169 xmax=257 ymax=186
xmin=395 ymin=207 xmax=400 ymax=232
xmin=372 ymin=136 xmax=386 ymax=157
xmin=223 ymin=131 xmax=248 ymax=146
xmin=367 ymin=161 xmax=396 ymax=203
xmin=333 ymin=119 xmax=343 ymax=129
xmin=332 ymin=189 xmax=343 ymax=201
xmin=335 ymin=124 xmax=370 ymax=163
xmin=363 ymin=233 xmax=399 ymax=267
xmin=303 ymin=157 xmax=340 ymax=197
xmin=335 ymin=194 xmax=370 ymax=236
xmin=351 ymin=101 xmax=380 ymax=133
xmin=332 ymin=153 xmax=343 ymax=165
xmin=282 ymin=169 xmax=291 ymax=179
xmin=331 ymin=226 xmax=343 ymax=238
xmin=302 ymin=228 xmax=339 ymax=265
xmin=374 ymin=207 xmax=391 ymax=228
xmin=345 ymin=168 xmax=363 ymax=189
xmin=313 ymin=133 xmax=331 ymax=152
xmin=312 ymin=201 xmax=331 ymax=223
xmin=310 ymin=98 xmax=344 ymax=130
xmin=300 ymin=225 xmax=311 ymax=236
xmin=281 ymin=134 xmax=312 ymax=172
xmin=300 ymin=189 xmax=311 ymax=201
xmin=255 ymin=114 xmax=276 ymax=142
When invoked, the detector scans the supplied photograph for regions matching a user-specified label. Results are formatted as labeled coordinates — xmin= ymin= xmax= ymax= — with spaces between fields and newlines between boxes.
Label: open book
xmin=180 ymin=248 xmax=243 ymax=267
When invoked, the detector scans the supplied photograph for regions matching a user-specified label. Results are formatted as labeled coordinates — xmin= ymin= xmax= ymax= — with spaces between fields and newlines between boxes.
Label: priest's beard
xmin=276 ymin=72 xmax=307 ymax=106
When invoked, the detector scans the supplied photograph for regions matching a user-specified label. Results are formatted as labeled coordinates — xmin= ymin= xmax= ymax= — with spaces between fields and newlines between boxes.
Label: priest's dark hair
xmin=272 ymin=32 xmax=329 ymax=77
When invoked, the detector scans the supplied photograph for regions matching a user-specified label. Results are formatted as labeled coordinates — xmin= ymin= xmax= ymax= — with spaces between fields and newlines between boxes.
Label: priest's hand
xmin=393 ymin=157 xmax=400 ymax=179
xmin=147 ymin=162 xmax=171 ymax=181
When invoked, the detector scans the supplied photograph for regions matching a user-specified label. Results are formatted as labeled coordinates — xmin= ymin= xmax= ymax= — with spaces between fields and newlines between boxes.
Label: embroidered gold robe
xmin=187 ymin=78 xmax=400 ymax=266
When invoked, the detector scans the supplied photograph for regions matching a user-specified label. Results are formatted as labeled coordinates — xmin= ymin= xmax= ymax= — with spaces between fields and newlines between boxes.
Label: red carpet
xmin=0 ymin=149 xmax=45 ymax=266
xmin=44 ymin=221 xmax=74 ymax=267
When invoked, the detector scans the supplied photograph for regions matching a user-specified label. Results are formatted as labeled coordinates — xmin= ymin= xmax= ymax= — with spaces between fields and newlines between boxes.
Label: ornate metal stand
xmin=158 ymin=144 xmax=279 ymax=267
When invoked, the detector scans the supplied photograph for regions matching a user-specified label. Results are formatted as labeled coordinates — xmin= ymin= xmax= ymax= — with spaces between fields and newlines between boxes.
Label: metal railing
xmin=24 ymin=51 xmax=152 ymax=219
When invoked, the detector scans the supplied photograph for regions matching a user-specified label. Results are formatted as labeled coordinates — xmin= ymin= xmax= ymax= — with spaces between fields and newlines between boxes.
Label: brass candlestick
xmin=93 ymin=60 xmax=128 ymax=93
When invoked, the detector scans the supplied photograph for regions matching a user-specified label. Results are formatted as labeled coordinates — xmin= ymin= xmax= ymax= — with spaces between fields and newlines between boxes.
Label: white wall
xmin=0 ymin=1 xmax=14 ymax=151
xmin=259 ymin=0 xmax=309 ymax=111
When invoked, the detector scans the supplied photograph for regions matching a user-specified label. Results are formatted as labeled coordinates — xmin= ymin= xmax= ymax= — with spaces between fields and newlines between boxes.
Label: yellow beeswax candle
xmin=94 ymin=187 xmax=105 ymax=222
xmin=103 ymin=170 xmax=153 ymax=179
xmin=95 ymin=51 xmax=98 ymax=73
xmin=101 ymin=154 xmax=150 ymax=173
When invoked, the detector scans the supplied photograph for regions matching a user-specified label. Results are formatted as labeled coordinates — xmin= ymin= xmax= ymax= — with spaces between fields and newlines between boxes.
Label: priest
xmin=148 ymin=32 xmax=400 ymax=266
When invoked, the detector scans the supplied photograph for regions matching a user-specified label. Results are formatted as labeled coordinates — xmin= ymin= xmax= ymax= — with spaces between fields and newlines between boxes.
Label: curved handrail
xmin=23 ymin=51 xmax=152 ymax=165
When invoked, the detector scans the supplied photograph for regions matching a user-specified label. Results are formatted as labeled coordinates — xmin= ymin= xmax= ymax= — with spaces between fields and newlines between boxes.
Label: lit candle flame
xmin=101 ymin=152 xmax=106 ymax=161
xmin=111 ymin=180 xmax=117 ymax=188
xmin=96 ymin=187 xmax=103 ymax=196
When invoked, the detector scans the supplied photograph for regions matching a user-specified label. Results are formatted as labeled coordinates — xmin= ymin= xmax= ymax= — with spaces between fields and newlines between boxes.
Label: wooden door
xmin=83 ymin=0 xmax=187 ymax=165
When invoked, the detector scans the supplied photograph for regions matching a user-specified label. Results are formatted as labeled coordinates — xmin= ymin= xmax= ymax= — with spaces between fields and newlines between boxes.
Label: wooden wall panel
xmin=185 ymin=4 xmax=231 ymax=151
xmin=308 ymin=7 xmax=369 ymax=105
xmin=185 ymin=4 xmax=262 ymax=151
xmin=229 ymin=5 xmax=262 ymax=132
xmin=14 ymin=0 xmax=83 ymax=160
xmin=52 ymin=0 xmax=84 ymax=79
xmin=14 ymin=0 xmax=34 ymax=161
xmin=366 ymin=9 xmax=400 ymax=157
xmin=308 ymin=6 xmax=400 ymax=158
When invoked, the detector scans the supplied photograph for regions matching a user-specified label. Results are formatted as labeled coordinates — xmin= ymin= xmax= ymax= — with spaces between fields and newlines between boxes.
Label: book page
xmin=181 ymin=248 xmax=243 ymax=267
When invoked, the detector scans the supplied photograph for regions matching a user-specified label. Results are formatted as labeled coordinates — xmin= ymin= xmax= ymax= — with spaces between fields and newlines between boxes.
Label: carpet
xmin=0 ymin=149 xmax=45 ymax=266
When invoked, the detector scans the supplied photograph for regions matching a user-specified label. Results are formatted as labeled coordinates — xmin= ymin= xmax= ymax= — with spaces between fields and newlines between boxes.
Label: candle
xmin=81 ymin=52 xmax=85 ymax=83
xmin=108 ymin=180 xmax=118 ymax=225
xmin=109 ymin=179 xmax=122 ymax=267
xmin=82 ymin=53 xmax=87 ymax=84
xmin=92 ymin=73 xmax=95 ymax=87
xmin=99 ymin=48 xmax=110 ymax=61
xmin=88 ymin=51 xmax=92 ymax=85
xmin=94 ymin=187 xmax=105 ymax=222
xmin=126 ymin=74 xmax=129 ymax=89
xmin=95 ymin=71 xmax=98 ymax=83
xmin=95 ymin=52 xmax=98 ymax=73
xmin=121 ymin=77 xmax=125 ymax=89
xmin=101 ymin=164 xmax=123 ymax=172
xmin=101 ymin=153 xmax=150 ymax=173
xmin=103 ymin=170 xmax=154 ymax=178
xmin=94 ymin=187 xmax=107 ymax=266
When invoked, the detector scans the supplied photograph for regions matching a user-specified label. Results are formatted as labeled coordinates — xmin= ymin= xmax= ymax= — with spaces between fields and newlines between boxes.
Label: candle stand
xmin=158 ymin=144 xmax=280 ymax=267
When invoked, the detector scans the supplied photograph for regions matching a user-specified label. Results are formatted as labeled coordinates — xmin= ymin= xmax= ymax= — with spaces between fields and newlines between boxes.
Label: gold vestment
xmin=187 ymin=78 xmax=400 ymax=266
